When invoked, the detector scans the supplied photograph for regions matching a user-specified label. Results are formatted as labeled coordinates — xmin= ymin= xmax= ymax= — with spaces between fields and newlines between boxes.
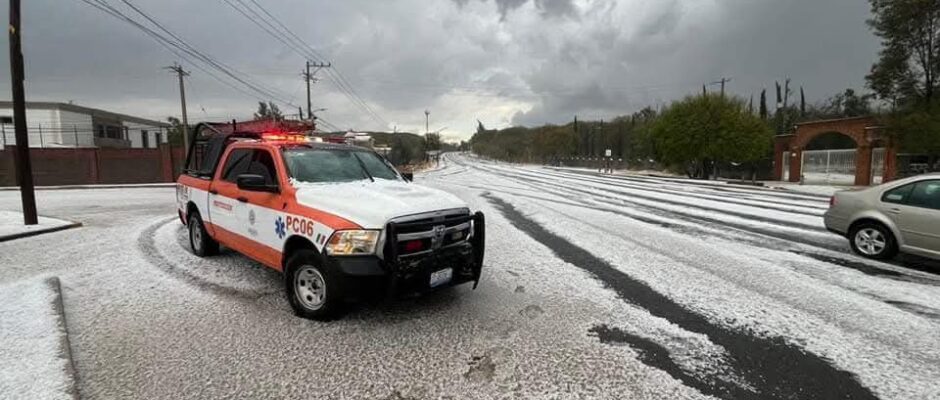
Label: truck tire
xmin=188 ymin=211 xmax=219 ymax=257
xmin=285 ymin=249 xmax=343 ymax=320
xmin=849 ymin=222 xmax=898 ymax=260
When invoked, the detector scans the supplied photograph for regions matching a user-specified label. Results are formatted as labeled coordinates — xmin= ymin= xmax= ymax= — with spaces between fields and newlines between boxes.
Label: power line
xmin=219 ymin=0 xmax=388 ymax=128
xmin=116 ymin=0 xmax=297 ymax=107
xmin=77 ymin=0 xmax=300 ymax=113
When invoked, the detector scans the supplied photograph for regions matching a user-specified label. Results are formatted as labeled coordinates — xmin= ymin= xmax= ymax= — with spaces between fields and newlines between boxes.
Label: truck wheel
xmin=285 ymin=249 xmax=343 ymax=320
xmin=188 ymin=211 xmax=219 ymax=257
xmin=849 ymin=222 xmax=897 ymax=260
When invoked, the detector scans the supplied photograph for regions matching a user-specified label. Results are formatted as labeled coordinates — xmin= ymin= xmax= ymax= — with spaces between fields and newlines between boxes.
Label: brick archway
xmin=773 ymin=116 xmax=897 ymax=186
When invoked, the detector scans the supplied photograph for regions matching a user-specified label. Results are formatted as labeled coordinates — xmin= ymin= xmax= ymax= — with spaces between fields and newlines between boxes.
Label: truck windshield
xmin=283 ymin=148 xmax=401 ymax=183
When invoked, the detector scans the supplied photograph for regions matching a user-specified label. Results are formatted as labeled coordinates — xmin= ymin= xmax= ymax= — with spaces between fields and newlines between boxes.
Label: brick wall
xmin=0 ymin=145 xmax=184 ymax=186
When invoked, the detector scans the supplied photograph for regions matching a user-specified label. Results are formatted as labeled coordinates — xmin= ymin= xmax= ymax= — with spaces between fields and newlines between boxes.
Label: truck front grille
xmin=385 ymin=210 xmax=473 ymax=263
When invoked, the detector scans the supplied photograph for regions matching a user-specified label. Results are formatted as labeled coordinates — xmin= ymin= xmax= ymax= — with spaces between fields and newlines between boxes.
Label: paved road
xmin=0 ymin=155 xmax=937 ymax=399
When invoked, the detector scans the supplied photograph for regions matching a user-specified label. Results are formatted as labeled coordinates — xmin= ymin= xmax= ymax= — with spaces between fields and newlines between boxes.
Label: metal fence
xmin=0 ymin=124 xmax=168 ymax=149
xmin=801 ymin=149 xmax=857 ymax=186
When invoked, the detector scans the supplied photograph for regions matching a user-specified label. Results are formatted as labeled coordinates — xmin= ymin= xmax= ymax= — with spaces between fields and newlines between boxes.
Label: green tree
xmin=166 ymin=116 xmax=185 ymax=146
xmin=867 ymin=0 xmax=940 ymax=104
xmin=652 ymin=94 xmax=772 ymax=179
xmin=254 ymin=101 xmax=283 ymax=120
xmin=886 ymin=102 xmax=940 ymax=154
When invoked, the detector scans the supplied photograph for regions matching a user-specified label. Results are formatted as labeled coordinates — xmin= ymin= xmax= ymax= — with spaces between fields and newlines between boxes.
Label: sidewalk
xmin=546 ymin=166 xmax=842 ymax=198
xmin=0 ymin=276 xmax=80 ymax=400
xmin=764 ymin=181 xmax=857 ymax=197
xmin=0 ymin=211 xmax=82 ymax=242
xmin=0 ymin=182 xmax=176 ymax=191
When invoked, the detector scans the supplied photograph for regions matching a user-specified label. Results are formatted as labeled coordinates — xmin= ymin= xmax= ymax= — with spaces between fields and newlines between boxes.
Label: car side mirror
xmin=401 ymin=172 xmax=414 ymax=182
xmin=236 ymin=174 xmax=278 ymax=193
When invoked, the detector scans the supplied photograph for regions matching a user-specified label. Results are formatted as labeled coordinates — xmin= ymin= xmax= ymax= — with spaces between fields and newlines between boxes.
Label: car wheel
xmin=285 ymin=249 xmax=343 ymax=320
xmin=849 ymin=222 xmax=898 ymax=260
xmin=188 ymin=211 xmax=219 ymax=257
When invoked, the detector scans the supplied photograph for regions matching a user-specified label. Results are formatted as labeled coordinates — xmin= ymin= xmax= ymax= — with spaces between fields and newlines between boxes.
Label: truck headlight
xmin=325 ymin=230 xmax=379 ymax=256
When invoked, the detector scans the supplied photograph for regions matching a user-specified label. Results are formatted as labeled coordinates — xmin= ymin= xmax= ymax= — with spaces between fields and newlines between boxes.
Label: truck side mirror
xmin=401 ymin=172 xmax=414 ymax=182
xmin=236 ymin=174 xmax=278 ymax=193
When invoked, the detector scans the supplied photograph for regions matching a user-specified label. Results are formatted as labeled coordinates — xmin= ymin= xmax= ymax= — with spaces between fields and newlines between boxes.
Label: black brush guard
xmin=383 ymin=212 xmax=485 ymax=295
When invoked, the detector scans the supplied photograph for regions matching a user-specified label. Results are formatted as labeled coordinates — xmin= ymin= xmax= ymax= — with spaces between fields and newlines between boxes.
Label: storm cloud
xmin=0 ymin=0 xmax=878 ymax=140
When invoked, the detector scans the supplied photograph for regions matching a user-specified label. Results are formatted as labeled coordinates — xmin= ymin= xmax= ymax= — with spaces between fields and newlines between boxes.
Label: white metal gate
xmin=801 ymin=149 xmax=856 ymax=185
xmin=781 ymin=151 xmax=790 ymax=181
xmin=871 ymin=148 xmax=885 ymax=185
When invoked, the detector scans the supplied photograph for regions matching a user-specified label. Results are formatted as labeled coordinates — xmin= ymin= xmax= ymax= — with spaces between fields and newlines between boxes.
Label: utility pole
xmin=706 ymin=78 xmax=732 ymax=97
xmin=166 ymin=63 xmax=190 ymax=154
xmin=9 ymin=0 xmax=37 ymax=225
xmin=303 ymin=61 xmax=330 ymax=120
xmin=424 ymin=110 xmax=430 ymax=162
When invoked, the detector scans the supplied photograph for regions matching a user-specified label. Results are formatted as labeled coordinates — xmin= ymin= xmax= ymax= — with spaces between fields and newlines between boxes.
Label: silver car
xmin=824 ymin=173 xmax=940 ymax=260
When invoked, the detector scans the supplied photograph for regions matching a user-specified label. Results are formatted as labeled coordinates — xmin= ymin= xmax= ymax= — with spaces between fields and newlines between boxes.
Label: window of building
xmin=141 ymin=130 xmax=149 ymax=148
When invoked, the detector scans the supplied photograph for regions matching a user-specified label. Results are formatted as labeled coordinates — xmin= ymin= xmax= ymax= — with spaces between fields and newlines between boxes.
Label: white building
xmin=0 ymin=102 xmax=171 ymax=149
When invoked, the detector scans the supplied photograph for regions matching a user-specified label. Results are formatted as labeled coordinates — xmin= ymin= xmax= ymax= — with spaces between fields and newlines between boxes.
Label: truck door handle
xmin=237 ymin=196 xmax=249 ymax=203
xmin=887 ymin=208 xmax=901 ymax=215
xmin=209 ymin=189 xmax=218 ymax=195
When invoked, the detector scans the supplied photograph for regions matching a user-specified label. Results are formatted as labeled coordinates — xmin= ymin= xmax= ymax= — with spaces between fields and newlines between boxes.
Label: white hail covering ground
xmin=0 ymin=210 xmax=72 ymax=238
xmin=0 ymin=276 xmax=75 ymax=400
xmin=0 ymin=159 xmax=937 ymax=399
xmin=425 ymin=153 xmax=940 ymax=399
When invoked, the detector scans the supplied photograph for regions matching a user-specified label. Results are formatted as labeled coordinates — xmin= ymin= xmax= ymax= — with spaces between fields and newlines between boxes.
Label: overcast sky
xmin=0 ymin=0 xmax=879 ymax=141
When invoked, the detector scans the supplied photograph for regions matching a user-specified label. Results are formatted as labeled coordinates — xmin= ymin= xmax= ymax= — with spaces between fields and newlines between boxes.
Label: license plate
xmin=429 ymin=268 xmax=453 ymax=288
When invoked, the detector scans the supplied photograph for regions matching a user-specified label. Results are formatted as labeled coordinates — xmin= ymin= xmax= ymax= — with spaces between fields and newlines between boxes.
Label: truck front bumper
xmin=325 ymin=212 xmax=486 ymax=299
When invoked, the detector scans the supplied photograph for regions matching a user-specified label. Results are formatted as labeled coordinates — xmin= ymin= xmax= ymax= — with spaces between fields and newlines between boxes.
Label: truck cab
xmin=176 ymin=129 xmax=485 ymax=320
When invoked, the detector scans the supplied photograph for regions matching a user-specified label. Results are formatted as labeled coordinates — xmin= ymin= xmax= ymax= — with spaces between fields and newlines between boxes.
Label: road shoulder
xmin=0 ymin=276 xmax=80 ymax=400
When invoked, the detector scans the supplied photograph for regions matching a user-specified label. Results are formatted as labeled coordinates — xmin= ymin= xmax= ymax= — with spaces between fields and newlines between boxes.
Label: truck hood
xmin=292 ymin=179 xmax=468 ymax=228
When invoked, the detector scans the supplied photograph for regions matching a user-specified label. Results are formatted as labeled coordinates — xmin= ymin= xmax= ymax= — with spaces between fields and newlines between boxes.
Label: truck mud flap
xmin=471 ymin=212 xmax=486 ymax=289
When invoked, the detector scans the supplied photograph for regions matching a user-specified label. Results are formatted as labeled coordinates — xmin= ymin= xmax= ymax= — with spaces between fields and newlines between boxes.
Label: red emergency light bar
xmin=260 ymin=132 xmax=310 ymax=142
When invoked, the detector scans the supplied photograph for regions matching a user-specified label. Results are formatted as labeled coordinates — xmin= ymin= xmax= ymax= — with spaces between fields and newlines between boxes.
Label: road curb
xmin=47 ymin=276 xmax=81 ymax=400
xmin=0 ymin=183 xmax=176 ymax=191
xmin=0 ymin=221 xmax=83 ymax=243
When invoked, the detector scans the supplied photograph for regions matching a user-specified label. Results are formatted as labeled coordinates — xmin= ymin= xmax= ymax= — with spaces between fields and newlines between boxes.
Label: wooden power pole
xmin=9 ymin=0 xmax=37 ymax=225
xmin=303 ymin=61 xmax=330 ymax=120
xmin=166 ymin=63 xmax=190 ymax=153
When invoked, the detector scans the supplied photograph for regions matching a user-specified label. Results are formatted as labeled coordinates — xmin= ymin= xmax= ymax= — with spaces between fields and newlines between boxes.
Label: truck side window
xmin=247 ymin=150 xmax=278 ymax=185
xmin=907 ymin=180 xmax=940 ymax=210
xmin=221 ymin=149 xmax=253 ymax=182
xmin=881 ymin=183 xmax=914 ymax=205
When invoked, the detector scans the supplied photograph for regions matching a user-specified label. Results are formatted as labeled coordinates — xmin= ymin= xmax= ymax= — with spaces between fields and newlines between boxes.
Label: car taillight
xmin=829 ymin=195 xmax=837 ymax=208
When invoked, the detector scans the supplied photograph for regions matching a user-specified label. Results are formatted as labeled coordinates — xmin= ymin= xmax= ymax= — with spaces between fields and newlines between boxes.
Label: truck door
xmin=232 ymin=148 xmax=285 ymax=269
xmin=208 ymin=148 xmax=253 ymax=245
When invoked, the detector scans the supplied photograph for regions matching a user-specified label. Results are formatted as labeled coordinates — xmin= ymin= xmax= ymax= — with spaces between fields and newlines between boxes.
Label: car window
xmin=246 ymin=149 xmax=278 ymax=185
xmin=221 ymin=149 xmax=253 ymax=182
xmin=354 ymin=151 xmax=400 ymax=181
xmin=881 ymin=183 xmax=914 ymax=204
xmin=283 ymin=148 xmax=395 ymax=183
xmin=907 ymin=180 xmax=940 ymax=210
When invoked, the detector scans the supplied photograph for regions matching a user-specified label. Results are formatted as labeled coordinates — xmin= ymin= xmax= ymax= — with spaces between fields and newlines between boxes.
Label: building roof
xmin=0 ymin=101 xmax=170 ymax=127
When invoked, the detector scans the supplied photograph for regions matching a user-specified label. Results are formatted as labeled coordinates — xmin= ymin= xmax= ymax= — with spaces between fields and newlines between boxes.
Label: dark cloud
xmin=0 ymin=0 xmax=880 ymax=138
xmin=534 ymin=0 xmax=578 ymax=19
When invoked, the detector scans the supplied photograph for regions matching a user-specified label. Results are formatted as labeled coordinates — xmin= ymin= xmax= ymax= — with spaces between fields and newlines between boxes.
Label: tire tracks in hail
xmin=137 ymin=217 xmax=280 ymax=300
xmin=484 ymin=194 xmax=878 ymax=400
